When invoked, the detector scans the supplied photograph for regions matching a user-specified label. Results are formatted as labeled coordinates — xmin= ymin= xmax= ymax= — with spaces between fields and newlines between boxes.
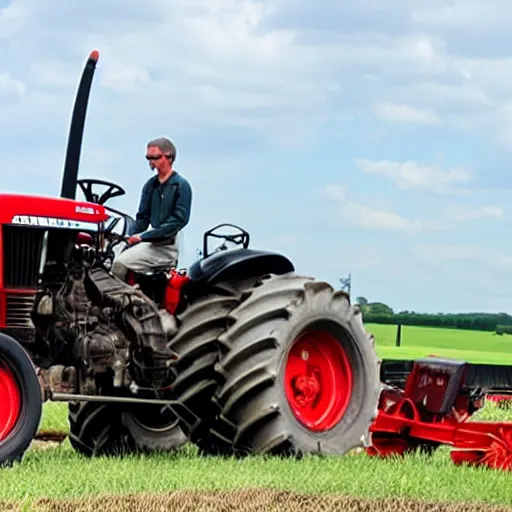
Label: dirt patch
xmin=34 ymin=431 xmax=67 ymax=443
xmin=5 ymin=489 xmax=512 ymax=512
xmin=27 ymin=430 xmax=67 ymax=452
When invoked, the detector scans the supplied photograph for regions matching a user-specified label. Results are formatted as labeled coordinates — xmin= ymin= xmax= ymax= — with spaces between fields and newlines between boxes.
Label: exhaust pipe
xmin=59 ymin=50 xmax=100 ymax=199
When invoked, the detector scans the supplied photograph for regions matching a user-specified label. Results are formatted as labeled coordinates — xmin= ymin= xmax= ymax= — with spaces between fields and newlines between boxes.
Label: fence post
xmin=396 ymin=324 xmax=402 ymax=347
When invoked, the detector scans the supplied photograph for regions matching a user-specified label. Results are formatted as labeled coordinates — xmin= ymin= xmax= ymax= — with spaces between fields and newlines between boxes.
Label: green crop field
xmin=3 ymin=324 xmax=512 ymax=511
xmin=366 ymin=323 xmax=512 ymax=365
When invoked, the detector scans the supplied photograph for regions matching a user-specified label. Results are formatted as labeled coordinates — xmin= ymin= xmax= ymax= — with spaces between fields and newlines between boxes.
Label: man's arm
xmin=140 ymin=178 xmax=192 ymax=241
xmin=128 ymin=181 xmax=152 ymax=235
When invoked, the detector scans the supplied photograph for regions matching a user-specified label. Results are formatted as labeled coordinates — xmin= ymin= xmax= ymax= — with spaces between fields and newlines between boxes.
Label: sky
xmin=1 ymin=0 xmax=512 ymax=314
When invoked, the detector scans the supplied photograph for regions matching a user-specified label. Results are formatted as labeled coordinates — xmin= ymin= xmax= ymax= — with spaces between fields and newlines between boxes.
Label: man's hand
xmin=127 ymin=234 xmax=142 ymax=245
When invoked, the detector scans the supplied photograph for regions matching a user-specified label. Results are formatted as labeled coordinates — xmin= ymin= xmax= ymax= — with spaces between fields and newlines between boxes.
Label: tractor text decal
xmin=75 ymin=206 xmax=97 ymax=215
xmin=10 ymin=215 xmax=98 ymax=231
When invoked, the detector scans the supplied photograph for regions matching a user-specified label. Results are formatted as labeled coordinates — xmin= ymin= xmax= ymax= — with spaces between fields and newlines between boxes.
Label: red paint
xmin=0 ymin=194 xmax=108 ymax=327
xmin=0 ymin=225 xmax=4 ymax=312
xmin=76 ymin=232 xmax=94 ymax=245
xmin=0 ymin=359 xmax=21 ymax=442
xmin=89 ymin=50 xmax=100 ymax=62
xmin=0 ymin=194 xmax=108 ymax=225
xmin=284 ymin=330 xmax=353 ymax=432
xmin=366 ymin=358 xmax=512 ymax=471
xmin=0 ymin=293 xmax=5 ymax=329
xmin=126 ymin=271 xmax=137 ymax=286
xmin=485 ymin=392 xmax=512 ymax=405
xmin=164 ymin=269 xmax=190 ymax=314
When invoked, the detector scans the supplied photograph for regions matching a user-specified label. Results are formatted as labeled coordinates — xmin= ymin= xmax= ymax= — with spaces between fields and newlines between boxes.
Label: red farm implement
xmin=366 ymin=357 xmax=512 ymax=471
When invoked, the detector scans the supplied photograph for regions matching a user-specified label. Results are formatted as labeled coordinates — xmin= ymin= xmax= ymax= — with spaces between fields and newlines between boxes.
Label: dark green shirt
xmin=129 ymin=171 xmax=192 ymax=242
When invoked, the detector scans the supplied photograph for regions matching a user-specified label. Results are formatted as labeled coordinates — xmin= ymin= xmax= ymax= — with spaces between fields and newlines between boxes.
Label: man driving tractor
xmin=112 ymin=137 xmax=193 ymax=281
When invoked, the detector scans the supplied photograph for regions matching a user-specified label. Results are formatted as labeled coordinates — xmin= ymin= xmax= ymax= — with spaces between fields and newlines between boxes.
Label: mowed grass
xmin=5 ymin=440 xmax=512 ymax=508
xmin=1 ymin=401 xmax=512 ymax=507
xmin=366 ymin=323 xmax=512 ymax=364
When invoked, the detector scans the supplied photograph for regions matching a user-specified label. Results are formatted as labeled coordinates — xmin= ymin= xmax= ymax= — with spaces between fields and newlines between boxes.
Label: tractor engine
xmin=30 ymin=228 xmax=179 ymax=397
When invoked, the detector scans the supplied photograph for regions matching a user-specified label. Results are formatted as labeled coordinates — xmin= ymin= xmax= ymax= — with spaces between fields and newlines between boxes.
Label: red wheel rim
xmin=284 ymin=329 xmax=353 ymax=432
xmin=0 ymin=360 xmax=21 ymax=442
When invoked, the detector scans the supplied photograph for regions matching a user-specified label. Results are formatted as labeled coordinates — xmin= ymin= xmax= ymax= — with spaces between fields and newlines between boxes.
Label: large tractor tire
xmin=0 ymin=333 xmax=42 ymax=467
xmin=211 ymin=273 xmax=381 ymax=457
xmin=167 ymin=279 xmax=255 ymax=455
xmin=68 ymin=397 xmax=188 ymax=457
xmin=120 ymin=400 xmax=187 ymax=453
xmin=68 ymin=401 xmax=133 ymax=457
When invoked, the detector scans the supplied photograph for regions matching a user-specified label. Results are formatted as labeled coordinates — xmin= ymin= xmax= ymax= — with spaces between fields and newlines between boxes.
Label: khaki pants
xmin=112 ymin=241 xmax=179 ymax=280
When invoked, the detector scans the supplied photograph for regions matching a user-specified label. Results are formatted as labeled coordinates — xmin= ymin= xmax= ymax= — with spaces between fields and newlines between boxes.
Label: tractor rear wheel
xmin=0 ymin=333 xmax=42 ymax=467
xmin=167 ymin=280 xmax=254 ymax=455
xmin=211 ymin=273 xmax=381 ymax=457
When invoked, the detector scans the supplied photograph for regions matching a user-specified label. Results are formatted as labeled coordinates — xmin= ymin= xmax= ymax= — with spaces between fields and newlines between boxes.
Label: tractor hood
xmin=0 ymin=193 xmax=108 ymax=231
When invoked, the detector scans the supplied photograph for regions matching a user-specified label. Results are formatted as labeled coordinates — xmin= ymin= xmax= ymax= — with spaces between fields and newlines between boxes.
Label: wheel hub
xmin=292 ymin=372 xmax=321 ymax=407
xmin=284 ymin=329 xmax=353 ymax=432
xmin=0 ymin=360 xmax=21 ymax=442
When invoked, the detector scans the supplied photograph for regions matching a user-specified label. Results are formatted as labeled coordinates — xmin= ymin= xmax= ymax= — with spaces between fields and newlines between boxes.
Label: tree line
xmin=355 ymin=297 xmax=512 ymax=334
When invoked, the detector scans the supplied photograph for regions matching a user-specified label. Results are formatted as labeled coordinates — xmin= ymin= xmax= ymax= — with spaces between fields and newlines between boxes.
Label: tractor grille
xmin=2 ymin=226 xmax=45 ymax=288
xmin=5 ymin=292 xmax=36 ymax=329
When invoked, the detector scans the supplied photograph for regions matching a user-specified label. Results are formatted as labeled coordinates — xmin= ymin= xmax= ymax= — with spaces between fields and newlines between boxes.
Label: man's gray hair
xmin=147 ymin=137 xmax=177 ymax=162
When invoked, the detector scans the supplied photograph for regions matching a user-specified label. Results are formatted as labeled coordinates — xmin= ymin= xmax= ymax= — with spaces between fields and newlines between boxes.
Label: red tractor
xmin=0 ymin=51 xmax=381 ymax=466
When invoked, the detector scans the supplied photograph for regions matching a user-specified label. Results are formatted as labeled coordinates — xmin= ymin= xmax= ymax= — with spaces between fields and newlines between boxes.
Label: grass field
xmin=3 ymin=401 xmax=512 ymax=510
xmin=366 ymin=323 xmax=512 ymax=364
xmin=2 ymin=324 xmax=512 ymax=511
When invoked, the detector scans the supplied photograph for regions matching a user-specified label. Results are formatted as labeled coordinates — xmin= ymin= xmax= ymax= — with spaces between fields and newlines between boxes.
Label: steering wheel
xmin=203 ymin=223 xmax=250 ymax=258
xmin=102 ymin=205 xmax=137 ymax=238
xmin=77 ymin=178 xmax=126 ymax=206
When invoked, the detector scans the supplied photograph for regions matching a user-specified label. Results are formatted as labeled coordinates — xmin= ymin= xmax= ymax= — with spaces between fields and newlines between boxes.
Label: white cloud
xmin=101 ymin=62 xmax=151 ymax=92
xmin=0 ymin=0 xmax=510 ymax=152
xmin=494 ymin=252 xmax=512 ymax=272
xmin=322 ymin=184 xmax=441 ymax=233
xmin=413 ymin=1 xmax=512 ymax=30
xmin=355 ymin=158 xmax=473 ymax=194
xmin=0 ymin=73 xmax=25 ymax=97
xmin=0 ymin=0 xmax=333 ymax=147
xmin=373 ymin=102 xmax=441 ymax=125
xmin=412 ymin=243 xmax=512 ymax=275
xmin=323 ymin=184 xmax=346 ymax=201
xmin=341 ymin=202 xmax=421 ymax=231
xmin=449 ymin=205 xmax=504 ymax=221
xmin=411 ymin=244 xmax=478 ymax=262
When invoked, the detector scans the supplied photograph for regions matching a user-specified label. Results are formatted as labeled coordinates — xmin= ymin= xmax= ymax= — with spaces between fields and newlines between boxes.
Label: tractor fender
xmin=187 ymin=248 xmax=295 ymax=286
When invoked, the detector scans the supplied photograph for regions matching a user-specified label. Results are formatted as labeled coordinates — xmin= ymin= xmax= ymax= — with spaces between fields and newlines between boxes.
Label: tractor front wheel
xmin=68 ymin=401 xmax=133 ymax=457
xmin=68 ymin=398 xmax=187 ymax=457
xmin=211 ymin=273 xmax=381 ymax=457
xmin=120 ymin=402 xmax=187 ymax=453
xmin=0 ymin=333 xmax=42 ymax=467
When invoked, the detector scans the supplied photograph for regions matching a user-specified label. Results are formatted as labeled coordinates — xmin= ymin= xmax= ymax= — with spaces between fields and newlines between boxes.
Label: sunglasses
xmin=146 ymin=154 xmax=163 ymax=161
